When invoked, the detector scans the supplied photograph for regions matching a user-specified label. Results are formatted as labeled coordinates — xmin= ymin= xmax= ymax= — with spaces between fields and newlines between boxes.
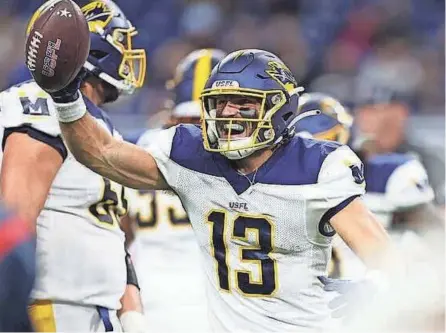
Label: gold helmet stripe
xmin=192 ymin=49 xmax=212 ymax=101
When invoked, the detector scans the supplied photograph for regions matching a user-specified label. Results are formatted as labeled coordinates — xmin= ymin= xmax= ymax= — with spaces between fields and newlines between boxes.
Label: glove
xmin=318 ymin=276 xmax=377 ymax=319
xmin=49 ymin=69 xmax=87 ymax=104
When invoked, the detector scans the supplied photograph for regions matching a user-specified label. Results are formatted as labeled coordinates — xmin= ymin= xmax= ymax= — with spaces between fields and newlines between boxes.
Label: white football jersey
xmin=141 ymin=124 xmax=365 ymax=332
xmin=0 ymin=81 xmax=127 ymax=310
xmin=126 ymin=129 xmax=208 ymax=332
xmin=332 ymin=153 xmax=435 ymax=279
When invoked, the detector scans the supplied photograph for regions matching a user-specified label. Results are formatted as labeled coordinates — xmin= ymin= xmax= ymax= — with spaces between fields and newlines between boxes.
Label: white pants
xmin=29 ymin=300 xmax=122 ymax=332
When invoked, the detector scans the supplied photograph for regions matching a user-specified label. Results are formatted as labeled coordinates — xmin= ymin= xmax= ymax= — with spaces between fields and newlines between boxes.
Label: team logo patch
xmin=265 ymin=61 xmax=298 ymax=94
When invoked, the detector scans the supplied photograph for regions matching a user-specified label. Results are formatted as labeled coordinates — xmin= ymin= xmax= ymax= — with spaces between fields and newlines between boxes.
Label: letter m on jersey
xmin=20 ymin=97 xmax=50 ymax=116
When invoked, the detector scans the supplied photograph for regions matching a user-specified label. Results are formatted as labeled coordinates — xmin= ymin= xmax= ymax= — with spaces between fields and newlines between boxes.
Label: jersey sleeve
xmin=317 ymin=145 xmax=366 ymax=221
xmin=385 ymin=159 xmax=434 ymax=210
xmin=139 ymin=126 xmax=178 ymax=188
xmin=0 ymin=82 xmax=67 ymax=159
xmin=136 ymin=129 xmax=163 ymax=148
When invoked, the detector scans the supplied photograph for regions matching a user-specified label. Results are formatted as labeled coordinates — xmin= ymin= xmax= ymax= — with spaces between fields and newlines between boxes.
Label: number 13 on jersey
xmin=206 ymin=209 xmax=278 ymax=297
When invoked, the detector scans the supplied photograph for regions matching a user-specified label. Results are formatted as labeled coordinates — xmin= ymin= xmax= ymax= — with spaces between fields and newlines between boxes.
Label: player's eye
xmin=216 ymin=98 xmax=227 ymax=106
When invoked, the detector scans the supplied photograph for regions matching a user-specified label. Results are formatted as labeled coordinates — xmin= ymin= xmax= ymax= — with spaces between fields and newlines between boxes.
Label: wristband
xmin=119 ymin=311 xmax=146 ymax=333
xmin=53 ymin=93 xmax=87 ymax=123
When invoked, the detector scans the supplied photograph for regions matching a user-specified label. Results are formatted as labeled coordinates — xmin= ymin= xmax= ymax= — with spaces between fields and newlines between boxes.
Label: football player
xmin=1 ymin=1 xmax=146 ymax=331
xmin=296 ymin=92 xmax=441 ymax=278
xmin=124 ymin=48 xmax=226 ymax=332
xmin=34 ymin=49 xmax=398 ymax=331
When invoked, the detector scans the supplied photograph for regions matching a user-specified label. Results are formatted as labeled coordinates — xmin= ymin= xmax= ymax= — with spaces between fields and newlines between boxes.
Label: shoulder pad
xmin=260 ymin=136 xmax=342 ymax=186
xmin=1 ymin=81 xmax=60 ymax=137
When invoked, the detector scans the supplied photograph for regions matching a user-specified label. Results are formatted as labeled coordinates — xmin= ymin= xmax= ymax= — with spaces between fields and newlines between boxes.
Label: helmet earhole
xmin=282 ymin=112 xmax=293 ymax=122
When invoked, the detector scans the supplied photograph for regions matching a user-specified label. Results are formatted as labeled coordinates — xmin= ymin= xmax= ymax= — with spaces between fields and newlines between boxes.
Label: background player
xmin=124 ymin=48 xmax=226 ymax=332
xmin=0 ymin=204 xmax=35 ymax=332
xmin=1 ymin=1 xmax=145 ymax=331
xmin=37 ymin=48 xmax=400 ymax=331
xmin=296 ymin=92 xmax=442 ymax=278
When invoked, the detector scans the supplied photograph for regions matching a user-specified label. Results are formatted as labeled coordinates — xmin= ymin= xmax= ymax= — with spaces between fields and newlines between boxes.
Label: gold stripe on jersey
xmin=29 ymin=300 xmax=56 ymax=332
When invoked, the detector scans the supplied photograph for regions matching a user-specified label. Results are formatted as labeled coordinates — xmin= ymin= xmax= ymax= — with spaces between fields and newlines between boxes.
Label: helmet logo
xmin=82 ymin=1 xmax=113 ymax=32
xmin=211 ymin=80 xmax=240 ymax=89
xmin=265 ymin=61 xmax=297 ymax=94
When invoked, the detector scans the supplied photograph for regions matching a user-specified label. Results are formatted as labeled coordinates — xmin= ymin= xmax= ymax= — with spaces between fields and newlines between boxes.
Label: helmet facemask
xmin=201 ymin=88 xmax=287 ymax=160
xmin=84 ymin=25 xmax=146 ymax=95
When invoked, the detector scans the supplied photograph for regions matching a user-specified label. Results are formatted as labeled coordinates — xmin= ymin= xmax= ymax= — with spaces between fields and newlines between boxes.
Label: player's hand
xmin=318 ymin=276 xmax=376 ymax=319
xmin=49 ymin=69 xmax=87 ymax=104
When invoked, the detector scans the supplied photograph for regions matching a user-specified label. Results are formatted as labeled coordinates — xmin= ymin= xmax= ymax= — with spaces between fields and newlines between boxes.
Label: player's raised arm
xmin=57 ymin=99 xmax=168 ymax=190
xmin=25 ymin=0 xmax=167 ymax=191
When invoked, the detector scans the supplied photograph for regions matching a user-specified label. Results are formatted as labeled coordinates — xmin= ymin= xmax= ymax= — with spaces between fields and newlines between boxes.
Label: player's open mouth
xmin=218 ymin=121 xmax=251 ymax=139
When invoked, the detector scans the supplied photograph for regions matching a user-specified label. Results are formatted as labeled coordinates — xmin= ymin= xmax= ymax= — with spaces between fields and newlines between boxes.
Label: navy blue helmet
xmin=296 ymin=93 xmax=353 ymax=145
xmin=81 ymin=0 xmax=146 ymax=97
xmin=167 ymin=49 xmax=226 ymax=121
xmin=200 ymin=49 xmax=303 ymax=160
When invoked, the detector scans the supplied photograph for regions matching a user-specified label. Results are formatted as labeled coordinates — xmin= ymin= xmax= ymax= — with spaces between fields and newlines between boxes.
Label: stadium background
xmin=0 ymin=0 xmax=444 ymax=202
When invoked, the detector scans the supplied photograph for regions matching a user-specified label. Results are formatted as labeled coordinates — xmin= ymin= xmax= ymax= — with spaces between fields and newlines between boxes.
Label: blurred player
xmin=296 ymin=92 xmax=441 ymax=278
xmin=0 ymin=1 xmax=146 ymax=331
xmin=124 ymin=48 xmax=226 ymax=332
xmin=36 ymin=49 xmax=397 ymax=331
xmin=0 ymin=204 xmax=35 ymax=332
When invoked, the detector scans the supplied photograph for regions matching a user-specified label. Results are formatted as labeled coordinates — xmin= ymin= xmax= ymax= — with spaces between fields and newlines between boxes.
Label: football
xmin=25 ymin=0 xmax=90 ymax=93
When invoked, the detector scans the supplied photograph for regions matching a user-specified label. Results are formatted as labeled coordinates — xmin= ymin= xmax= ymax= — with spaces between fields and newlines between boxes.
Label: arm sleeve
xmin=139 ymin=126 xmax=178 ymax=188
xmin=317 ymin=145 xmax=366 ymax=214
xmin=317 ymin=146 xmax=366 ymax=236
xmin=385 ymin=159 xmax=435 ymax=210
xmin=306 ymin=145 xmax=366 ymax=242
